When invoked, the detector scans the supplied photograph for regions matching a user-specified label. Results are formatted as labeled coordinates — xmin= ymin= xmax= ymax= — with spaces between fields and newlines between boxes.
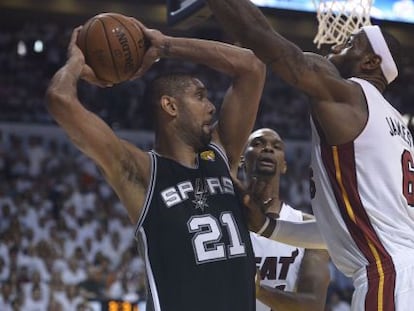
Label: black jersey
xmin=135 ymin=143 xmax=256 ymax=311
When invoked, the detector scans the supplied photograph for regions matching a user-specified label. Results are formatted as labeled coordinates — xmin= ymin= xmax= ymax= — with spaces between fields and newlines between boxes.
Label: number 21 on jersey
xmin=187 ymin=212 xmax=246 ymax=264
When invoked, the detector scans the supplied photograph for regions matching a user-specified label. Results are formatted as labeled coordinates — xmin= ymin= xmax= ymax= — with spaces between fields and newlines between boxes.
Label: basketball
xmin=77 ymin=13 xmax=147 ymax=84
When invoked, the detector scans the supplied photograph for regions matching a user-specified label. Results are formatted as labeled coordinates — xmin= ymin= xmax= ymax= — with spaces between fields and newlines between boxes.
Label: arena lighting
xmin=17 ymin=40 xmax=27 ymax=56
xmin=33 ymin=40 xmax=44 ymax=53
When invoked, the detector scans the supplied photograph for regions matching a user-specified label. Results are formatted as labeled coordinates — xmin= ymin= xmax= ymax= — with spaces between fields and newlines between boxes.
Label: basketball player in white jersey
xmin=206 ymin=0 xmax=414 ymax=310
xmin=242 ymin=128 xmax=330 ymax=311
xmin=46 ymin=24 xmax=265 ymax=310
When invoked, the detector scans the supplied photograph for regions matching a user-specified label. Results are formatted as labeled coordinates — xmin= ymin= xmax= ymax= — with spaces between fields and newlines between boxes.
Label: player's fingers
xmin=129 ymin=17 xmax=151 ymax=38
xmin=231 ymin=177 xmax=246 ymax=195
xmin=130 ymin=18 xmax=147 ymax=31
xmin=251 ymin=178 xmax=272 ymax=204
xmin=242 ymin=194 xmax=250 ymax=206
xmin=81 ymin=65 xmax=113 ymax=88
xmin=131 ymin=48 xmax=159 ymax=79
xmin=70 ymin=26 xmax=82 ymax=47
xmin=245 ymin=177 xmax=257 ymax=197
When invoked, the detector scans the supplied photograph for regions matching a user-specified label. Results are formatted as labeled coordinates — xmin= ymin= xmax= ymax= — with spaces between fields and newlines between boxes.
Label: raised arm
xmin=206 ymin=0 xmax=368 ymax=144
xmin=257 ymin=249 xmax=330 ymax=311
xmin=135 ymin=22 xmax=266 ymax=173
xmin=46 ymin=27 xmax=150 ymax=223
xmin=206 ymin=0 xmax=343 ymax=99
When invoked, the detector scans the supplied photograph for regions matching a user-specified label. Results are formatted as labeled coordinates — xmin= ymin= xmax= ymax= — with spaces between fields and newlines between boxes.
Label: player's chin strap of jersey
xmin=256 ymin=217 xmax=327 ymax=250
xmin=362 ymin=25 xmax=398 ymax=84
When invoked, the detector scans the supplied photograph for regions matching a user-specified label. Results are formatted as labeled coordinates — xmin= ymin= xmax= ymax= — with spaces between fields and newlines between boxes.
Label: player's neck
xmin=154 ymin=137 xmax=199 ymax=168
xmin=357 ymin=74 xmax=387 ymax=93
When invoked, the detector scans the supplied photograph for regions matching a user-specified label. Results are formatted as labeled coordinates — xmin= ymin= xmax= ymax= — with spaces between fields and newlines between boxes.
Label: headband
xmin=361 ymin=25 xmax=398 ymax=84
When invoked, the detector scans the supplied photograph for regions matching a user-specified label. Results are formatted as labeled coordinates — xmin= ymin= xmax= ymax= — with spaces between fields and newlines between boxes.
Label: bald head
xmin=245 ymin=128 xmax=282 ymax=152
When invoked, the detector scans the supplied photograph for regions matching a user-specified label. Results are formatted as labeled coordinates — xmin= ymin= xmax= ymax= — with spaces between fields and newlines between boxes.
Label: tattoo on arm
xmin=268 ymin=51 xmax=323 ymax=87
xmin=267 ymin=52 xmax=304 ymax=86
xmin=121 ymin=150 xmax=145 ymax=185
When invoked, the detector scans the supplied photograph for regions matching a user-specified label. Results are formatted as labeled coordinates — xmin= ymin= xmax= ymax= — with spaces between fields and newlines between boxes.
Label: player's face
xmin=244 ymin=129 xmax=286 ymax=177
xmin=177 ymin=79 xmax=216 ymax=150
xmin=327 ymin=30 xmax=369 ymax=79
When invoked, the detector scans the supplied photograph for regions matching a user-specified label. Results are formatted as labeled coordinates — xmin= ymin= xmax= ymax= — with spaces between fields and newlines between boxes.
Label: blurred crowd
xmin=0 ymin=133 xmax=146 ymax=310
xmin=2 ymin=18 xmax=412 ymax=311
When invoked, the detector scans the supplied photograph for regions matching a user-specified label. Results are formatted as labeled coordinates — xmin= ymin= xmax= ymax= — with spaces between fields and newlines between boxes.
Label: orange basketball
xmin=77 ymin=13 xmax=147 ymax=84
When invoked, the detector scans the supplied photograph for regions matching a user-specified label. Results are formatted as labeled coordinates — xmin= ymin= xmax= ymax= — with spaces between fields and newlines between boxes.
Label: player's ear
xmin=160 ymin=95 xmax=178 ymax=117
xmin=361 ymin=53 xmax=381 ymax=71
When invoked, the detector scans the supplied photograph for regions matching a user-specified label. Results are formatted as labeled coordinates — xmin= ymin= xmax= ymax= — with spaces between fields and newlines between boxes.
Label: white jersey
xmin=311 ymin=78 xmax=414 ymax=309
xmin=250 ymin=203 xmax=306 ymax=311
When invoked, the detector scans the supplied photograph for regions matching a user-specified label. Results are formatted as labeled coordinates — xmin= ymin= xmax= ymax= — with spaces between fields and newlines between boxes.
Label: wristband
xmin=256 ymin=217 xmax=270 ymax=236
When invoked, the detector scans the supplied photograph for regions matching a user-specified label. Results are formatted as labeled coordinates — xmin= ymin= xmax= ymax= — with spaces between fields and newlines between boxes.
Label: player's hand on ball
xmin=129 ymin=19 xmax=167 ymax=79
xmin=81 ymin=65 xmax=113 ymax=88
xmin=68 ymin=27 xmax=113 ymax=88
xmin=67 ymin=27 xmax=86 ymax=65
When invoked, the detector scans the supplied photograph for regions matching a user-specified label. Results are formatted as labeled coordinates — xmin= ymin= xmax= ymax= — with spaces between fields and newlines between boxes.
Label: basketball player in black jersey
xmin=46 ymin=23 xmax=265 ymax=311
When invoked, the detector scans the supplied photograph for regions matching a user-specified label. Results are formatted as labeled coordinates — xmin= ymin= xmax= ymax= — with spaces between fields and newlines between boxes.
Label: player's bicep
xmin=293 ymin=53 xmax=352 ymax=101
xmin=248 ymin=33 xmax=339 ymax=99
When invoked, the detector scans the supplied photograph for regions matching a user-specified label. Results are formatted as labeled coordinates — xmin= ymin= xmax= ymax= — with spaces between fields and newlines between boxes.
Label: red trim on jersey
xmin=320 ymin=142 xmax=396 ymax=311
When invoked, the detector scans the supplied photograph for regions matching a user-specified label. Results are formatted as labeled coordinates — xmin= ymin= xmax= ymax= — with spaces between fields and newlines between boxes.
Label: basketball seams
xmin=97 ymin=17 xmax=121 ymax=83
xmin=107 ymin=14 xmax=140 ymax=80
xmin=77 ymin=13 xmax=144 ymax=84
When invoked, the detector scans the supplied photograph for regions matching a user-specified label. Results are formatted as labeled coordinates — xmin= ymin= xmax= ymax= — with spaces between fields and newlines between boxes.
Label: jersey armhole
xmin=134 ymin=151 xmax=157 ymax=236
xmin=209 ymin=142 xmax=230 ymax=171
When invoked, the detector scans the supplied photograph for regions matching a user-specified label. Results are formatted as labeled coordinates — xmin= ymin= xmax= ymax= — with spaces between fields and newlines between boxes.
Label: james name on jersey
xmin=386 ymin=116 xmax=413 ymax=148
xmin=161 ymin=177 xmax=235 ymax=208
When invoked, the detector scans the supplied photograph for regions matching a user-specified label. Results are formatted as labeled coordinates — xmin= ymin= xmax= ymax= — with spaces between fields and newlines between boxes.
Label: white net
xmin=312 ymin=0 xmax=373 ymax=48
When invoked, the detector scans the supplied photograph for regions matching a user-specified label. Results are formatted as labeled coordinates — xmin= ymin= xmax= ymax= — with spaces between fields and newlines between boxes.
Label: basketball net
xmin=312 ymin=0 xmax=373 ymax=48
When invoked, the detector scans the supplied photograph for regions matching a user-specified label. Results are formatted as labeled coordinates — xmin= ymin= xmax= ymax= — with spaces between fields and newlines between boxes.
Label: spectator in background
xmin=0 ymin=281 xmax=14 ymax=311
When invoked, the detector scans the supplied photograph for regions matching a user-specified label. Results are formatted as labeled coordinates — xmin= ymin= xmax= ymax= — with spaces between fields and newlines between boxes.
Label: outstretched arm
xmin=234 ymin=177 xmax=326 ymax=249
xmin=257 ymin=249 xmax=330 ymax=311
xmin=206 ymin=0 xmax=344 ymax=99
xmin=268 ymin=218 xmax=327 ymax=249
xmin=206 ymin=0 xmax=368 ymax=144
xmin=46 ymin=27 xmax=150 ymax=223
xmin=135 ymin=22 xmax=266 ymax=173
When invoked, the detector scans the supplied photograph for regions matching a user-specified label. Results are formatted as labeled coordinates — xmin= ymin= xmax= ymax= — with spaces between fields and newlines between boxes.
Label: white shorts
xmin=352 ymin=254 xmax=414 ymax=311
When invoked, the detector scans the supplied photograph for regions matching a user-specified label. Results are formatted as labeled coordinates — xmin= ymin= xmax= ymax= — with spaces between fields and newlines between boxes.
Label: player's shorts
xmin=351 ymin=252 xmax=414 ymax=311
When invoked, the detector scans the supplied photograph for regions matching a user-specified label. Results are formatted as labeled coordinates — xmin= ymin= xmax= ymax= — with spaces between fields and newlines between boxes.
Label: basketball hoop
xmin=312 ymin=0 xmax=373 ymax=48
